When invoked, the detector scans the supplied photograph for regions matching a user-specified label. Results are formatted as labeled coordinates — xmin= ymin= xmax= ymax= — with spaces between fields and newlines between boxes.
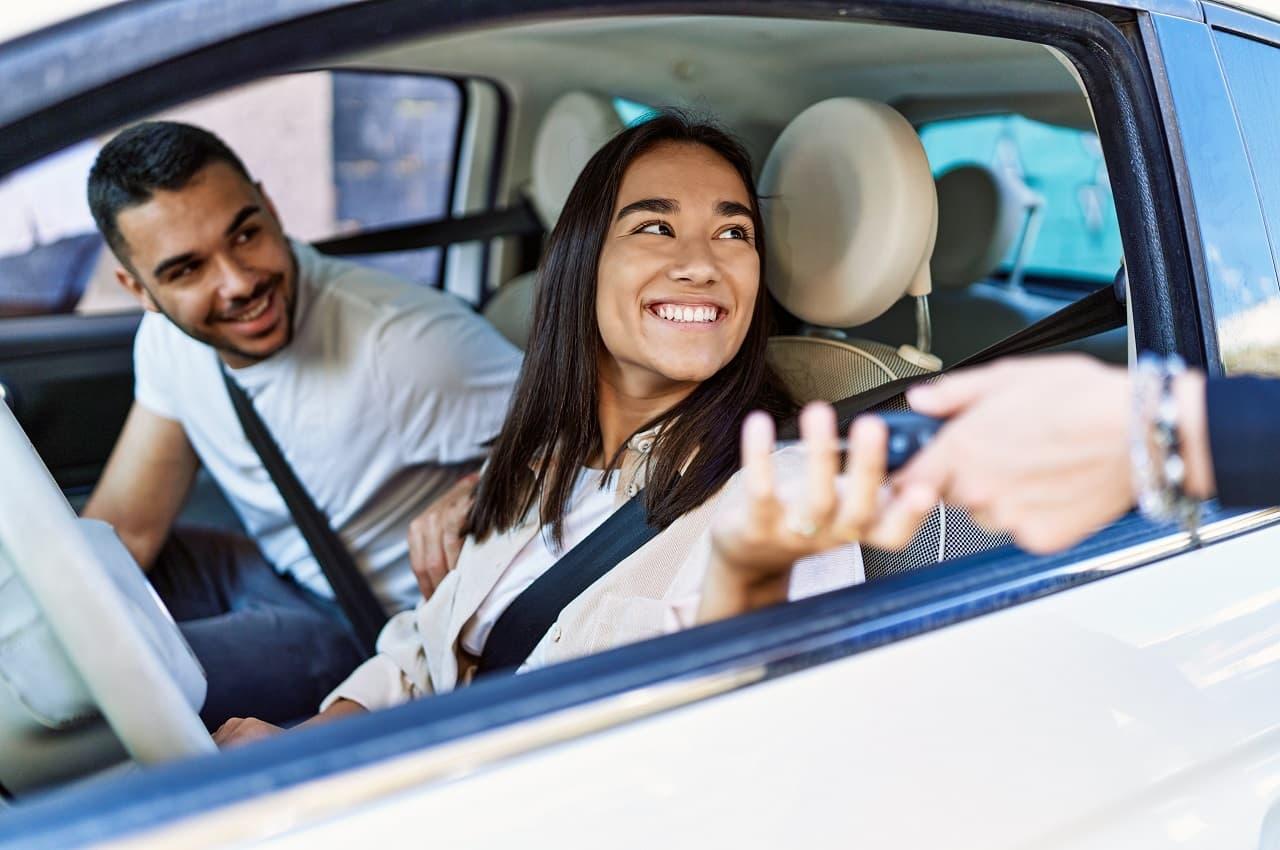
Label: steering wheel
xmin=0 ymin=402 xmax=213 ymax=793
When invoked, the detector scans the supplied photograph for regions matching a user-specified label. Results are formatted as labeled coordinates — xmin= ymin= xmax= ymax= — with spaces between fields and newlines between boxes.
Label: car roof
xmin=8 ymin=1 xmax=1280 ymax=50
xmin=0 ymin=0 xmax=122 ymax=45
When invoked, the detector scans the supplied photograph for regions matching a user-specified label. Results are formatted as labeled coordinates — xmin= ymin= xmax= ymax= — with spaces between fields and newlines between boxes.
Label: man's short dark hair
xmin=88 ymin=121 xmax=252 ymax=263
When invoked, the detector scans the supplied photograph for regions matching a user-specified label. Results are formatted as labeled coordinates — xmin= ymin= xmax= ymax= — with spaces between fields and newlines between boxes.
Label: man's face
xmin=113 ymin=161 xmax=297 ymax=368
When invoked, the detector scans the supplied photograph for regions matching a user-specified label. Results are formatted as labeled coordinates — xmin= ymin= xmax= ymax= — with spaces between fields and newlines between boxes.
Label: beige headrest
xmin=531 ymin=92 xmax=625 ymax=228
xmin=932 ymin=164 xmax=1029 ymax=288
xmin=760 ymin=98 xmax=938 ymax=328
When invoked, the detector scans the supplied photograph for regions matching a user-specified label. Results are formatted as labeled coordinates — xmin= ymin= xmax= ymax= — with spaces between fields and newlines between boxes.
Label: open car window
xmin=0 ymin=70 xmax=464 ymax=320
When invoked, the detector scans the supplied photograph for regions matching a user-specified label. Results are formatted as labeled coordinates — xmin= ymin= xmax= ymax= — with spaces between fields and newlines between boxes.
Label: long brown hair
xmin=468 ymin=111 xmax=795 ymax=544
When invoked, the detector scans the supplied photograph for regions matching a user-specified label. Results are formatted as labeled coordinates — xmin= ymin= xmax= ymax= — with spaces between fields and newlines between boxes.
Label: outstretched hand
xmin=895 ymin=355 xmax=1156 ymax=554
xmin=699 ymin=402 xmax=937 ymax=622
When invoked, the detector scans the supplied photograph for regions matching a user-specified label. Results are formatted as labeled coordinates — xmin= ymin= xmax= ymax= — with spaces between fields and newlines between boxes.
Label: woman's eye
xmin=637 ymin=221 xmax=673 ymax=236
xmin=235 ymin=227 xmax=259 ymax=245
xmin=717 ymin=225 xmax=751 ymax=241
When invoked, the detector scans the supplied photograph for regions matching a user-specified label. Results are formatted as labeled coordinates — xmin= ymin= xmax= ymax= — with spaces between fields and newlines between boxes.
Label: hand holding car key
xmin=778 ymin=411 xmax=942 ymax=472
xmin=698 ymin=403 xmax=942 ymax=622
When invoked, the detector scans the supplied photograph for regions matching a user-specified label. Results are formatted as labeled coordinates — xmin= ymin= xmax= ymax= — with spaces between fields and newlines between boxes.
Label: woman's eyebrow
xmin=615 ymin=197 xmax=677 ymax=220
xmin=716 ymin=200 xmax=753 ymax=218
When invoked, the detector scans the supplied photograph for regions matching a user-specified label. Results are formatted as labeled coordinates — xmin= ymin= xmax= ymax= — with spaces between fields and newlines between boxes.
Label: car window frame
xmin=0 ymin=0 xmax=1251 ymax=844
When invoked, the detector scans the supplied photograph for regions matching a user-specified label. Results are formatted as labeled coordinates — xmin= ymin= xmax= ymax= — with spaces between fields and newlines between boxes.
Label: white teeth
xmin=232 ymin=293 xmax=270 ymax=322
xmin=654 ymin=304 xmax=719 ymax=323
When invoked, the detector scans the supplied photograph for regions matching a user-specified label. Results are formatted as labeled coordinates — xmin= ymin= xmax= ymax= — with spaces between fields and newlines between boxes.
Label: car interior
xmin=0 ymin=12 xmax=1133 ymax=805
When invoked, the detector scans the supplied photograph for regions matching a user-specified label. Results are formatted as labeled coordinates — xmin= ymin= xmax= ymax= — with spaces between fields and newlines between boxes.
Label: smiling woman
xmin=212 ymin=111 xmax=931 ymax=747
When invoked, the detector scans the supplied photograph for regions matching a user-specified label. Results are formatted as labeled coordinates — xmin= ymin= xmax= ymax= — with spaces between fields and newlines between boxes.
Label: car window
xmin=0 ymin=70 xmax=463 ymax=319
xmin=1214 ymin=30 xmax=1280 ymax=282
xmin=919 ymin=113 xmax=1123 ymax=286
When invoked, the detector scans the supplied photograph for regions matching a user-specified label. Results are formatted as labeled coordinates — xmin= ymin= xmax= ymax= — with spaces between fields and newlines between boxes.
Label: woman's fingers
xmin=835 ymin=415 xmax=888 ymax=537
xmin=799 ymin=403 xmax=839 ymax=531
xmin=742 ymin=411 xmax=779 ymax=526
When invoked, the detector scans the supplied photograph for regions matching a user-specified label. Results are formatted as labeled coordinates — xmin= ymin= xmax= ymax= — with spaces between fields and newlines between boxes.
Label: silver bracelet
xmin=1131 ymin=352 xmax=1200 ymax=537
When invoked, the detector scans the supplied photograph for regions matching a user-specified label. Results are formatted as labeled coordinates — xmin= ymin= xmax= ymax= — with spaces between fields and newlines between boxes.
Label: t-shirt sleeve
xmin=372 ymin=296 xmax=522 ymax=467
xmin=132 ymin=312 xmax=180 ymax=422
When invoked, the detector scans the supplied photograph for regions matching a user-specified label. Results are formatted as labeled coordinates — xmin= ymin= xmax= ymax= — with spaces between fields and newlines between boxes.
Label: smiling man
xmin=81 ymin=121 xmax=521 ymax=728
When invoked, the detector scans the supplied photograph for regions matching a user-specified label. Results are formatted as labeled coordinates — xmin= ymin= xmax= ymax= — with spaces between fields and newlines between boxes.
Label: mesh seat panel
xmin=861 ymin=393 xmax=1013 ymax=578
xmin=765 ymin=336 xmax=931 ymax=404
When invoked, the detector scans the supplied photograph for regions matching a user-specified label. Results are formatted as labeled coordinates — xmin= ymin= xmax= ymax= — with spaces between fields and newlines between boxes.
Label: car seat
xmin=758 ymin=99 xmax=1012 ymax=577
xmin=482 ymin=91 xmax=624 ymax=350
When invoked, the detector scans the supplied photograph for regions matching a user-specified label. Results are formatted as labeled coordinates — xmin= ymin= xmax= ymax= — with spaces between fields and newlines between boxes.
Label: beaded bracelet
xmin=1131 ymin=352 xmax=1200 ymax=538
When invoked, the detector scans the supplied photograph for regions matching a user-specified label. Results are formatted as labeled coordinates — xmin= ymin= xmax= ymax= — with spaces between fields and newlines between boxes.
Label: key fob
xmin=878 ymin=411 xmax=942 ymax=472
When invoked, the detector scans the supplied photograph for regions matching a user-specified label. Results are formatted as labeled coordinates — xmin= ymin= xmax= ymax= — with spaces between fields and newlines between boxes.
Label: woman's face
xmin=595 ymin=141 xmax=760 ymax=397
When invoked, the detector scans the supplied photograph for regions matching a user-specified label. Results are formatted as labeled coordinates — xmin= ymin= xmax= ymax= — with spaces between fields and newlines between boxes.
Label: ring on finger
xmin=786 ymin=514 xmax=819 ymax=538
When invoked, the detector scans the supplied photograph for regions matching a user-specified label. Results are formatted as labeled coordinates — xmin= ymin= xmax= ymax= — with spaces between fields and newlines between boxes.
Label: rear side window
xmin=1214 ymin=30 xmax=1280 ymax=282
xmin=0 ymin=70 xmax=463 ymax=319
xmin=919 ymin=114 xmax=1123 ymax=285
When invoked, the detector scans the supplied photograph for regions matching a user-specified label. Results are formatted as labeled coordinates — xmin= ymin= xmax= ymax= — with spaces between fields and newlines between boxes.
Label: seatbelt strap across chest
xmin=477 ymin=494 xmax=658 ymax=675
xmin=221 ymin=365 xmax=387 ymax=655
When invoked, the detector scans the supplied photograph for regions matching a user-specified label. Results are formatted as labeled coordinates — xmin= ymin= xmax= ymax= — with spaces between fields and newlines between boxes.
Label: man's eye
xmin=171 ymin=262 xmax=200 ymax=281
xmin=637 ymin=221 xmax=673 ymax=236
xmin=235 ymin=227 xmax=259 ymax=245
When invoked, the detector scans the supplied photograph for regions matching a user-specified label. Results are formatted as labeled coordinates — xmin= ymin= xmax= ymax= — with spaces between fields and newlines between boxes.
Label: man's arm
xmin=82 ymin=402 xmax=200 ymax=570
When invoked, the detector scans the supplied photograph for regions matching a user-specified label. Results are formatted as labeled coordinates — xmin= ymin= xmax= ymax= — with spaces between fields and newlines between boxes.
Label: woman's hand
xmin=699 ymin=402 xmax=937 ymax=622
xmin=408 ymin=471 xmax=479 ymax=602
xmin=213 ymin=716 xmax=284 ymax=748
xmin=212 ymin=699 xmax=369 ymax=749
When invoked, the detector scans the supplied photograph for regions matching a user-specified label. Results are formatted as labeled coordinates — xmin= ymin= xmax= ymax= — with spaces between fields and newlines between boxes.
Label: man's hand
xmin=213 ymin=716 xmax=284 ymax=748
xmin=897 ymin=354 xmax=1144 ymax=554
xmin=408 ymin=472 xmax=479 ymax=602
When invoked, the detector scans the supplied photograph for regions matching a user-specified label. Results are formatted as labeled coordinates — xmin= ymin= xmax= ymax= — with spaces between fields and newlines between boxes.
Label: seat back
xmin=483 ymin=92 xmax=624 ymax=350
xmin=760 ymin=97 xmax=940 ymax=402
xmin=758 ymin=100 xmax=1010 ymax=577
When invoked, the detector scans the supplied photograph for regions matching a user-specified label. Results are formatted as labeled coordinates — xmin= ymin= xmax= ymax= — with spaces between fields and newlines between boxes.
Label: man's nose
xmin=214 ymin=254 xmax=258 ymax=300
xmin=667 ymin=237 xmax=718 ymax=286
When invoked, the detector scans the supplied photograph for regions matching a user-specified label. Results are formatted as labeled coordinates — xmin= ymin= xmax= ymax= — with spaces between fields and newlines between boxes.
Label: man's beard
xmin=147 ymin=272 xmax=296 ymax=364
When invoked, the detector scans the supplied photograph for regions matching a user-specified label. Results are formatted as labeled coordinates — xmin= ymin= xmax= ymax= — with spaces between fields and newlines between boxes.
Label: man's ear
xmin=114 ymin=266 xmax=160 ymax=313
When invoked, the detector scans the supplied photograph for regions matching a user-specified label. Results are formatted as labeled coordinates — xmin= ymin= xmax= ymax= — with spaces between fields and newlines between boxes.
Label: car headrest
xmin=760 ymin=98 xmax=938 ymax=328
xmin=932 ymin=164 xmax=1031 ymax=288
xmin=531 ymin=91 xmax=625 ymax=228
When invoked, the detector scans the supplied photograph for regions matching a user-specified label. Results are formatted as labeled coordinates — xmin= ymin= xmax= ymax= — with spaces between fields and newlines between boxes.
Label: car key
xmin=776 ymin=411 xmax=942 ymax=472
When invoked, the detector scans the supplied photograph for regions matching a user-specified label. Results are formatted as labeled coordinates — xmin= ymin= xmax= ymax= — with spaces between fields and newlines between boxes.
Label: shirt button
xmin=552 ymin=624 xmax=563 ymax=642
xmin=625 ymin=481 xmax=639 ymax=497
xmin=636 ymin=438 xmax=653 ymax=454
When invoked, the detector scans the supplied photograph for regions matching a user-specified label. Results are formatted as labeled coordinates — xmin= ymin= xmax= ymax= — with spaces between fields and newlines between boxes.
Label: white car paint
xmin=243 ymin=520 xmax=1280 ymax=850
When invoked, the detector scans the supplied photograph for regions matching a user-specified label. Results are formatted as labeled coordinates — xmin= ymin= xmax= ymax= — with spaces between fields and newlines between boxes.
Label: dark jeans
xmin=147 ymin=526 xmax=365 ymax=730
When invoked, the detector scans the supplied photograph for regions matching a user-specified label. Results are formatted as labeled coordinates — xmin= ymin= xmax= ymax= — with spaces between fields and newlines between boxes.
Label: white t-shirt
xmin=459 ymin=467 xmax=619 ymax=657
xmin=133 ymin=241 xmax=522 ymax=612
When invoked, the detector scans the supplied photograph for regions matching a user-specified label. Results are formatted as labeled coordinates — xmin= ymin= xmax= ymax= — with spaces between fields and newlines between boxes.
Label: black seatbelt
xmin=221 ymin=366 xmax=387 ymax=655
xmin=312 ymin=201 xmax=542 ymax=257
xmin=780 ymin=284 xmax=1127 ymax=437
xmin=478 ymin=494 xmax=658 ymax=675
xmin=480 ymin=284 xmax=1126 ymax=671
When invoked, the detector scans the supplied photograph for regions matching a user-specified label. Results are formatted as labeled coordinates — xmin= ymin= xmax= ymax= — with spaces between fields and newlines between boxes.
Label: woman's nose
xmin=666 ymin=237 xmax=718 ymax=286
